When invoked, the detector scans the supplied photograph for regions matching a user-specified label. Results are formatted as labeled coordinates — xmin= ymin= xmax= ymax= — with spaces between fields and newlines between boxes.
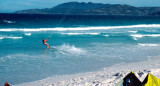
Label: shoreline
xmin=14 ymin=56 xmax=160 ymax=86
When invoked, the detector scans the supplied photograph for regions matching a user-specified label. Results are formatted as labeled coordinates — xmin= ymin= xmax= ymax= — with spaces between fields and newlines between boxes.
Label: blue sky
xmin=1 ymin=0 xmax=160 ymax=13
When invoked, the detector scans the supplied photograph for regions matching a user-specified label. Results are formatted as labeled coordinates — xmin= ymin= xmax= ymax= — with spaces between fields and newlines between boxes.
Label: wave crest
xmin=1 ymin=24 xmax=160 ymax=32
xmin=131 ymin=34 xmax=160 ymax=38
xmin=61 ymin=32 xmax=99 ymax=35
xmin=53 ymin=44 xmax=85 ymax=54
xmin=0 ymin=35 xmax=22 ymax=40
xmin=138 ymin=43 xmax=159 ymax=47
xmin=24 ymin=33 xmax=31 ymax=36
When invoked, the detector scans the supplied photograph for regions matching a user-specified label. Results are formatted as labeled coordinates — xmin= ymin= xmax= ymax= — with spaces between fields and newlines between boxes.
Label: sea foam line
xmin=55 ymin=43 xmax=86 ymax=54
xmin=61 ymin=32 xmax=99 ymax=35
xmin=0 ymin=24 xmax=160 ymax=32
xmin=131 ymin=34 xmax=160 ymax=38
xmin=128 ymin=31 xmax=137 ymax=33
xmin=138 ymin=43 xmax=159 ymax=47
xmin=24 ymin=33 xmax=31 ymax=36
xmin=0 ymin=36 xmax=22 ymax=39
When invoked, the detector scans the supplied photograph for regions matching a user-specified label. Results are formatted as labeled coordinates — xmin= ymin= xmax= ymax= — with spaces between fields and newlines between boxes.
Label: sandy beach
xmin=14 ymin=56 xmax=160 ymax=86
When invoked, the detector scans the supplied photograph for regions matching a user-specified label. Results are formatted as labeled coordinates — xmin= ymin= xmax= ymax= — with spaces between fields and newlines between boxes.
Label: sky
xmin=1 ymin=0 xmax=160 ymax=13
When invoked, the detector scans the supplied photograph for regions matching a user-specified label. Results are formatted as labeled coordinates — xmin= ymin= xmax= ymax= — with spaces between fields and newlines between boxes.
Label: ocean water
xmin=1 ymin=14 xmax=160 ymax=84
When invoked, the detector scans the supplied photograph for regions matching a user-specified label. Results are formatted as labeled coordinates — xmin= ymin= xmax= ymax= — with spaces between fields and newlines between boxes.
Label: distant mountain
xmin=15 ymin=2 xmax=160 ymax=16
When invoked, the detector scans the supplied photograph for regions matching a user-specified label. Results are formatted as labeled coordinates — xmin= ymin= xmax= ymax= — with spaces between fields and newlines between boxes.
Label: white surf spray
xmin=131 ymin=34 xmax=160 ymax=39
xmin=138 ymin=43 xmax=159 ymax=47
xmin=128 ymin=31 xmax=137 ymax=33
xmin=24 ymin=33 xmax=31 ymax=36
xmin=52 ymin=44 xmax=85 ymax=55
xmin=103 ymin=35 xmax=109 ymax=37
xmin=133 ymin=37 xmax=138 ymax=40
xmin=61 ymin=32 xmax=99 ymax=35
xmin=1 ymin=24 xmax=160 ymax=32
xmin=0 ymin=35 xmax=22 ymax=40
xmin=130 ymin=34 xmax=143 ymax=38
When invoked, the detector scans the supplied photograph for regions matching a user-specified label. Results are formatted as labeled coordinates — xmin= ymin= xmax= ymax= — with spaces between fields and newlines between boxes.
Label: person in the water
xmin=42 ymin=38 xmax=50 ymax=48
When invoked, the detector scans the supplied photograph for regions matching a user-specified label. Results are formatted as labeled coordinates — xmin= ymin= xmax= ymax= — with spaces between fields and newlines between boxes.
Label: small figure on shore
xmin=4 ymin=82 xmax=11 ymax=86
xmin=42 ymin=38 xmax=50 ymax=48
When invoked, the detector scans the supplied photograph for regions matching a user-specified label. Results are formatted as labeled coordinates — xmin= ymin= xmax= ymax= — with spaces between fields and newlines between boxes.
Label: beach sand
xmin=14 ymin=56 xmax=160 ymax=86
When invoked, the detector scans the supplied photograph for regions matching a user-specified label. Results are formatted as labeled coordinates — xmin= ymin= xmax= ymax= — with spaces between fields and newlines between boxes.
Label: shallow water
xmin=1 ymin=14 xmax=160 ymax=84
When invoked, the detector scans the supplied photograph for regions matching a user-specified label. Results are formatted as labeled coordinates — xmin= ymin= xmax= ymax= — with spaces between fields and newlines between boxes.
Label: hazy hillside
xmin=15 ymin=2 xmax=160 ymax=16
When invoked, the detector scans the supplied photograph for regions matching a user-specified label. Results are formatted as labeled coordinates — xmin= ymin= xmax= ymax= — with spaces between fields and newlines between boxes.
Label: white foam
xmin=0 ymin=37 xmax=3 ymax=39
xmin=24 ymin=33 xmax=31 ymax=36
xmin=0 ymin=35 xmax=22 ymax=40
xmin=131 ymin=34 xmax=160 ymax=38
xmin=146 ymin=34 xmax=160 ymax=37
xmin=128 ymin=31 xmax=137 ymax=33
xmin=133 ymin=37 xmax=138 ymax=40
xmin=103 ymin=35 xmax=109 ymax=37
xmin=56 ymin=44 xmax=85 ymax=54
xmin=131 ymin=34 xmax=143 ymax=38
xmin=61 ymin=32 xmax=99 ymax=35
xmin=3 ymin=20 xmax=16 ymax=24
xmin=6 ymin=37 xmax=22 ymax=39
xmin=138 ymin=43 xmax=159 ymax=47
xmin=1 ymin=24 xmax=160 ymax=32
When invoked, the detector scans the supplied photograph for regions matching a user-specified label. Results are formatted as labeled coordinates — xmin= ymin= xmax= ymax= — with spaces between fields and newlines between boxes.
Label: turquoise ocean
xmin=1 ymin=14 xmax=160 ymax=84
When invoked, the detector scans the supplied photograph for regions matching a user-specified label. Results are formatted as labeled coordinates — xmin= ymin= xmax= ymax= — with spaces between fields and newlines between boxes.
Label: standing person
xmin=42 ymin=38 xmax=50 ymax=48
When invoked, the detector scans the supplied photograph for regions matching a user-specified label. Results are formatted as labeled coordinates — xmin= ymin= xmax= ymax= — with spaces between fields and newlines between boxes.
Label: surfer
xmin=42 ymin=38 xmax=50 ymax=48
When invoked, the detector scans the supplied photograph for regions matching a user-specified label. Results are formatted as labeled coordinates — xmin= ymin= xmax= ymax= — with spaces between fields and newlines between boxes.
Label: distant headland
xmin=15 ymin=2 xmax=160 ymax=16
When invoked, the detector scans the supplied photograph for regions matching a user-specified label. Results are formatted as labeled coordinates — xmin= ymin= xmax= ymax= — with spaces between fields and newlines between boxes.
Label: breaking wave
xmin=138 ymin=43 xmax=159 ymax=47
xmin=0 ymin=35 xmax=22 ymax=40
xmin=24 ymin=33 xmax=31 ymax=36
xmin=131 ymin=34 xmax=160 ymax=38
xmin=61 ymin=32 xmax=99 ymax=35
xmin=128 ymin=31 xmax=137 ymax=33
xmin=52 ymin=44 xmax=85 ymax=55
xmin=103 ymin=35 xmax=109 ymax=37
xmin=0 ymin=24 xmax=160 ymax=32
